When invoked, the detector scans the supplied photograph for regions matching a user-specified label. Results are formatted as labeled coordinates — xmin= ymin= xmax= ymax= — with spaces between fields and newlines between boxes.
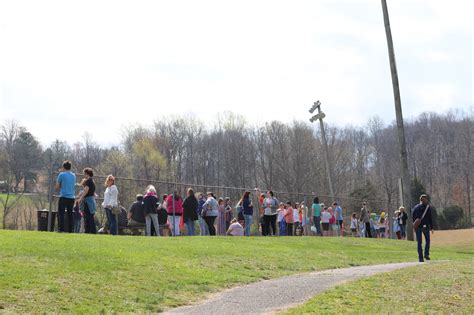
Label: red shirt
xmin=285 ymin=207 xmax=294 ymax=224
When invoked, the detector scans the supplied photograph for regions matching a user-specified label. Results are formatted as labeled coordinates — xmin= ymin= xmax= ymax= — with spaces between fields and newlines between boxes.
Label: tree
xmin=12 ymin=130 xmax=42 ymax=192
xmin=438 ymin=205 xmax=466 ymax=230
xmin=411 ymin=177 xmax=426 ymax=207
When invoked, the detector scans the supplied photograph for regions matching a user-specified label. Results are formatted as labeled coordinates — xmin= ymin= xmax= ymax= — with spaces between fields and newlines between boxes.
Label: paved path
xmin=163 ymin=262 xmax=422 ymax=315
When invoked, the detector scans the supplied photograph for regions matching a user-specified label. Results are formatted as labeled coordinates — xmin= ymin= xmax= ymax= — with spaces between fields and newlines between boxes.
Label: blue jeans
xmin=198 ymin=216 xmax=209 ymax=235
xmin=313 ymin=216 xmax=322 ymax=236
xmin=105 ymin=208 xmax=117 ymax=235
xmin=279 ymin=220 xmax=287 ymax=236
xmin=186 ymin=218 xmax=195 ymax=236
xmin=244 ymin=214 xmax=253 ymax=236
xmin=400 ymin=224 xmax=406 ymax=238
xmin=415 ymin=227 xmax=430 ymax=261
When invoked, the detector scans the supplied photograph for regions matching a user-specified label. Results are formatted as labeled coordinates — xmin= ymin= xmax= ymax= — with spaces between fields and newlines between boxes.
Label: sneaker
xmin=419 ymin=259 xmax=424 ymax=262
xmin=424 ymin=256 xmax=431 ymax=260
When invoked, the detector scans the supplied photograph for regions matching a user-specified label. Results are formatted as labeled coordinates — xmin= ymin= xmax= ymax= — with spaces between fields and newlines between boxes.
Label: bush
xmin=437 ymin=205 xmax=467 ymax=230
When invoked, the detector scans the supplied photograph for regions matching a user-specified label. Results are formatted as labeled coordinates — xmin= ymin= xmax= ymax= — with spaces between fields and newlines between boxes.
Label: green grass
xmin=282 ymin=231 xmax=474 ymax=315
xmin=283 ymin=260 xmax=474 ymax=314
xmin=0 ymin=230 xmax=471 ymax=313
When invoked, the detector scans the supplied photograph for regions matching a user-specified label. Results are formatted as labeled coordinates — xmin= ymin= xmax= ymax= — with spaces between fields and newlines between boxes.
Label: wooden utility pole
xmin=309 ymin=101 xmax=335 ymax=202
xmin=381 ymin=0 xmax=414 ymax=240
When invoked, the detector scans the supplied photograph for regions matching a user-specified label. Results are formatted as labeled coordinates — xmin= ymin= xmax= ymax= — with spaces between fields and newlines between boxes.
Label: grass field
xmin=0 ymin=230 xmax=472 ymax=313
xmin=283 ymin=229 xmax=474 ymax=314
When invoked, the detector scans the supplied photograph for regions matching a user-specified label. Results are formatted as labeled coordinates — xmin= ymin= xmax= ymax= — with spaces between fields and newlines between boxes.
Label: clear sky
xmin=0 ymin=0 xmax=472 ymax=146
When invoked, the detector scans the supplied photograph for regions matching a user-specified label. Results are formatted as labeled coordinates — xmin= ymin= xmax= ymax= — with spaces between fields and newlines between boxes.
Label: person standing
xmin=412 ymin=195 xmax=434 ymax=262
xmin=202 ymin=192 xmax=218 ymax=236
xmin=78 ymin=168 xmax=96 ymax=234
xmin=378 ymin=212 xmax=387 ymax=238
xmin=333 ymin=202 xmax=344 ymax=237
xmin=350 ymin=212 xmax=358 ymax=237
xmin=293 ymin=202 xmax=301 ymax=236
xmin=240 ymin=191 xmax=254 ymax=236
xmin=143 ymin=185 xmax=160 ymax=237
xmin=197 ymin=193 xmax=209 ymax=236
xmin=311 ymin=197 xmax=322 ymax=236
xmin=261 ymin=191 xmax=279 ymax=236
xmin=284 ymin=201 xmax=294 ymax=236
xmin=359 ymin=202 xmax=372 ymax=238
xmin=217 ymin=198 xmax=227 ymax=236
xmin=224 ymin=197 xmax=233 ymax=231
xmin=102 ymin=175 xmax=119 ymax=235
xmin=399 ymin=206 xmax=408 ymax=239
xmin=182 ymin=188 xmax=198 ymax=236
xmin=55 ymin=160 xmax=76 ymax=232
xmin=320 ymin=205 xmax=330 ymax=237
xmin=277 ymin=202 xmax=287 ymax=236
xmin=166 ymin=191 xmax=184 ymax=236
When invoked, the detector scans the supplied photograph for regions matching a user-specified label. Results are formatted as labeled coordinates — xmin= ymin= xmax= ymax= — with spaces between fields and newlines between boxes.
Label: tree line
xmin=0 ymin=110 xmax=472 ymax=230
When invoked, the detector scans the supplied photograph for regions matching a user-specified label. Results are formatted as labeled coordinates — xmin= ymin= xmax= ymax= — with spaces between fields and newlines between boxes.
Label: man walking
xmin=55 ymin=160 xmax=76 ymax=232
xmin=359 ymin=202 xmax=372 ymax=238
xmin=412 ymin=194 xmax=434 ymax=262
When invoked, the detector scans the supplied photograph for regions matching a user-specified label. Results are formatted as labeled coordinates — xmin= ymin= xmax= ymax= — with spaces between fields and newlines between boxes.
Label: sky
xmin=0 ymin=0 xmax=472 ymax=146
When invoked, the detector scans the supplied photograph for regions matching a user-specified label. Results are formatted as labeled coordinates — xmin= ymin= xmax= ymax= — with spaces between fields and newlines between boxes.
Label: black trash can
xmin=37 ymin=209 xmax=56 ymax=232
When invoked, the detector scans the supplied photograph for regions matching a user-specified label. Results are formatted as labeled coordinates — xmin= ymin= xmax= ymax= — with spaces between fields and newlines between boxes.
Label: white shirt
xmin=277 ymin=208 xmax=285 ymax=222
xmin=293 ymin=208 xmax=300 ymax=222
xmin=227 ymin=222 xmax=244 ymax=236
xmin=102 ymin=185 xmax=118 ymax=208
xmin=321 ymin=211 xmax=331 ymax=223
xmin=351 ymin=218 xmax=358 ymax=229
xmin=263 ymin=197 xmax=276 ymax=215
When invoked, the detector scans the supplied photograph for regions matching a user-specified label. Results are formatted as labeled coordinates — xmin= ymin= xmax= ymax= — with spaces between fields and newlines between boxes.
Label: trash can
xmin=37 ymin=209 xmax=56 ymax=232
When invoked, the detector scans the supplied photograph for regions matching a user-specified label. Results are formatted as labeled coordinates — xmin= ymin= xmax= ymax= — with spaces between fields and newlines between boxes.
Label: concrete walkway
xmin=163 ymin=261 xmax=422 ymax=315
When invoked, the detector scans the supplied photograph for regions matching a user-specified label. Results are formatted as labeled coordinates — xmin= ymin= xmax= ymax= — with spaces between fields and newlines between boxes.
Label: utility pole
xmin=309 ymin=101 xmax=335 ymax=202
xmin=381 ymin=0 xmax=413 ymax=240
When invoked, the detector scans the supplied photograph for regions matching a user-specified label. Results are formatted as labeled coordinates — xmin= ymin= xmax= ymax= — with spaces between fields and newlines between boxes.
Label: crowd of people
xmin=55 ymin=161 xmax=416 ymax=239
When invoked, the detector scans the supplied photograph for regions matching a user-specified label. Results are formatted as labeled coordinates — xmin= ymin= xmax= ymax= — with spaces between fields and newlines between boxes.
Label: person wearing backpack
xmin=411 ymin=194 xmax=434 ymax=262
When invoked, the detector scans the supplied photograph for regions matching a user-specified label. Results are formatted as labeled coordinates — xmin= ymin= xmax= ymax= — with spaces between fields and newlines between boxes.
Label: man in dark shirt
xmin=128 ymin=194 xmax=145 ymax=224
xmin=411 ymin=194 xmax=434 ymax=262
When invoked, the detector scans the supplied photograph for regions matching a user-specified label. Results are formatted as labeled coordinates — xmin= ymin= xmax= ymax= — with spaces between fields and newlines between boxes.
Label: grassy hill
xmin=0 ymin=230 xmax=472 ymax=313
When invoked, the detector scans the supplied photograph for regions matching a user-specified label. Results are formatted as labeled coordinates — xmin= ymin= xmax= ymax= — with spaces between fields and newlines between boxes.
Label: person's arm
xmin=111 ymin=186 xmax=119 ymax=206
xmin=128 ymin=204 xmax=134 ymax=220
xmin=80 ymin=186 xmax=89 ymax=202
xmin=55 ymin=174 xmax=61 ymax=191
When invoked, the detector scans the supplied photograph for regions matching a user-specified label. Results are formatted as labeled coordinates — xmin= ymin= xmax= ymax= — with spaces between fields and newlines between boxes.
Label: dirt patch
xmin=431 ymin=229 xmax=474 ymax=248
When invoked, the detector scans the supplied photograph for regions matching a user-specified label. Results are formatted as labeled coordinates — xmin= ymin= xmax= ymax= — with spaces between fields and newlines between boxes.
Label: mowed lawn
xmin=284 ymin=229 xmax=474 ymax=314
xmin=0 ymin=230 xmax=471 ymax=313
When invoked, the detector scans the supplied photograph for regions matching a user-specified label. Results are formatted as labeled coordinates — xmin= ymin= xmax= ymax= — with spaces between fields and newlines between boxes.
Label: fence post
xmin=172 ymin=190 xmax=176 ymax=237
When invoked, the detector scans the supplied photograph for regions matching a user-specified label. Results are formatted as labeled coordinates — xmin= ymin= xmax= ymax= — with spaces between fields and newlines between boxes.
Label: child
xmin=226 ymin=218 xmax=244 ymax=236
xmin=224 ymin=197 xmax=233 ymax=231
xmin=393 ymin=210 xmax=402 ymax=239
xmin=284 ymin=201 xmax=294 ymax=236
xmin=379 ymin=212 xmax=386 ymax=238
xmin=277 ymin=202 xmax=287 ymax=236
xmin=328 ymin=207 xmax=337 ymax=237
xmin=293 ymin=202 xmax=300 ymax=236
xmin=350 ymin=212 xmax=358 ymax=237
xmin=217 ymin=198 xmax=226 ymax=236
xmin=321 ymin=205 xmax=330 ymax=237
